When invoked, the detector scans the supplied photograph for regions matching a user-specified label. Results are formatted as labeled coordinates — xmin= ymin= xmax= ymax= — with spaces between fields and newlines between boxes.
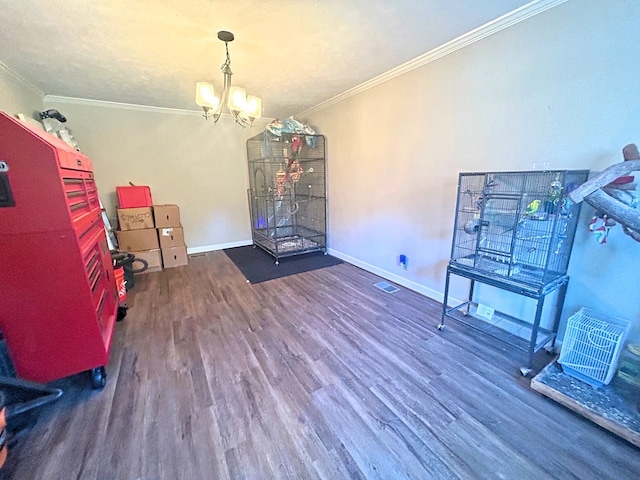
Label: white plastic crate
xmin=558 ymin=307 xmax=632 ymax=387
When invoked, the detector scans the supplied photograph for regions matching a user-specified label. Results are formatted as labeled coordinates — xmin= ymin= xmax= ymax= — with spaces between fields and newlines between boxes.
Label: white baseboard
xmin=187 ymin=243 xmax=464 ymax=307
xmin=188 ymin=239 xmax=252 ymax=255
xmin=327 ymin=248 xmax=463 ymax=306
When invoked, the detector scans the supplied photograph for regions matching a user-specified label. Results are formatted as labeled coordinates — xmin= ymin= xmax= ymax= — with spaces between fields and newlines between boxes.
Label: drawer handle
xmin=70 ymin=201 xmax=89 ymax=211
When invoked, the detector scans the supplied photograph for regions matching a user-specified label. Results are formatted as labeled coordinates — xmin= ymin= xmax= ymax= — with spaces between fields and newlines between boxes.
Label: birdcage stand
xmin=439 ymin=263 xmax=569 ymax=376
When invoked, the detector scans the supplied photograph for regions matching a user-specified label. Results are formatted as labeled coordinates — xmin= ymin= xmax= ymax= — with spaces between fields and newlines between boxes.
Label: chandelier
xmin=195 ymin=31 xmax=262 ymax=127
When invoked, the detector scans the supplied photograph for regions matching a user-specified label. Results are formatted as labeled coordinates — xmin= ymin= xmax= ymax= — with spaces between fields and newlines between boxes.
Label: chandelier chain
xmin=221 ymin=42 xmax=231 ymax=72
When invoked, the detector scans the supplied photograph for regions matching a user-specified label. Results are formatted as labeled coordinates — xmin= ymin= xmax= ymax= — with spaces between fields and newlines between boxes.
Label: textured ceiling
xmin=0 ymin=0 xmax=536 ymax=119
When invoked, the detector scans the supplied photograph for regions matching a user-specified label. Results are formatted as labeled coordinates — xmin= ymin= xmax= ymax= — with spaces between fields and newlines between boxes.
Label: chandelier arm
xmin=234 ymin=114 xmax=252 ymax=127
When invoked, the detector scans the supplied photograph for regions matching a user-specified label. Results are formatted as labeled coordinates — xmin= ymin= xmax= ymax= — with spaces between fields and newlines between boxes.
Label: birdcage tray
xmin=449 ymin=259 xmax=567 ymax=296
xmin=445 ymin=300 xmax=555 ymax=353
xmin=254 ymin=231 xmax=325 ymax=259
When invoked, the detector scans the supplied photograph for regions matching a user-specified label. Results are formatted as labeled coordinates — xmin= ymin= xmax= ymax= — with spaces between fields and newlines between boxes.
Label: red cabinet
xmin=0 ymin=112 xmax=117 ymax=386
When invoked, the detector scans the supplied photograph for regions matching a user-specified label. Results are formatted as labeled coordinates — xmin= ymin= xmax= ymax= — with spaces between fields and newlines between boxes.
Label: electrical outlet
xmin=399 ymin=254 xmax=408 ymax=270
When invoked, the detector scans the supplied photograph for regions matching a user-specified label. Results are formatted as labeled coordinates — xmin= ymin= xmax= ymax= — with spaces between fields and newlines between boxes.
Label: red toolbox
xmin=116 ymin=185 xmax=153 ymax=208
xmin=0 ymin=112 xmax=117 ymax=389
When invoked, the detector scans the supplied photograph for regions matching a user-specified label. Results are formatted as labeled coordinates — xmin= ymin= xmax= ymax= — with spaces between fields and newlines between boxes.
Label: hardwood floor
xmin=1 ymin=251 xmax=638 ymax=479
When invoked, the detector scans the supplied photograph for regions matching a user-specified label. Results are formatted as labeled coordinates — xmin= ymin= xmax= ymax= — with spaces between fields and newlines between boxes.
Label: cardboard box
xmin=129 ymin=249 xmax=163 ymax=274
xmin=117 ymin=207 xmax=154 ymax=231
xmin=162 ymin=246 xmax=188 ymax=268
xmin=116 ymin=228 xmax=159 ymax=252
xmin=158 ymin=227 xmax=185 ymax=249
xmin=153 ymin=204 xmax=181 ymax=228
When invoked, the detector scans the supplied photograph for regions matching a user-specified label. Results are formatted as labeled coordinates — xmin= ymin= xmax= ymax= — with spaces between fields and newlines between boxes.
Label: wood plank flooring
xmin=1 ymin=251 xmax=638 ymax=479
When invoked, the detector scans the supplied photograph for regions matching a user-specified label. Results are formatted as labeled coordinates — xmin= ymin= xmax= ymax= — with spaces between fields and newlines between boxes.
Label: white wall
xmin=0 ymin=63 xmax=43 ymax=121
xmin=304 ymin=0 xmax=640 ymax=341
xmin=42 ymin=99 xmax=270 ymax=252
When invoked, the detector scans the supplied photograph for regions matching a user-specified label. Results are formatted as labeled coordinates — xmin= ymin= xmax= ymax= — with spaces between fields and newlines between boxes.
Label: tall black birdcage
xmin=246 ymin=132 xmax=326 ymax=264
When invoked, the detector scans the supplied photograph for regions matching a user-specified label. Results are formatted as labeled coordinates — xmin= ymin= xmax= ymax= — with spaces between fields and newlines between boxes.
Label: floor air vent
xmin=374 ymin=281 xmax=400 ymax=293
xmin=189 ymin=253 xmax=208 ymax=258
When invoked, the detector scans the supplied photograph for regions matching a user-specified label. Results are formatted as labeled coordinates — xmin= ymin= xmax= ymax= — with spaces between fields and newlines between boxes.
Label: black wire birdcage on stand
xmin=439 ymin=169 xmax=589 ymax=375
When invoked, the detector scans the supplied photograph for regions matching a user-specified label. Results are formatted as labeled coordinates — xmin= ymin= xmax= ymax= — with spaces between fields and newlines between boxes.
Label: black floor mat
xmin=224 ymin=245 xmax=343 ymax=284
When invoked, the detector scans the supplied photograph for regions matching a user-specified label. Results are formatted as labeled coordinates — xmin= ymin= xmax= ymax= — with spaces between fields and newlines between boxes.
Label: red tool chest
xmin=0 ymin=112 xmax=117 ymax=388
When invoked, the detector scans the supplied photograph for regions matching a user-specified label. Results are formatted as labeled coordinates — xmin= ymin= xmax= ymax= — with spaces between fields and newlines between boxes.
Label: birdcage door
xmin=476 ymin=196 xmax=521 ymax=273
xmin=249 ymin=165 xmax=269 ymax=236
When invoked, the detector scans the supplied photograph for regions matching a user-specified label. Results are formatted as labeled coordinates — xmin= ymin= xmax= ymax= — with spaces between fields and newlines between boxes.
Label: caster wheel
xmin=437 ymin=324 xmax=445 ymax=331
xmin=116 ymin=305 xmax=128 ymax=322
xmin=90 ymin=366 xmax=107 ymax=389
xmin=519 ymin=367 xmax=532 ymax=377
xmin=275 ymin=261 xmax=279 ymax=266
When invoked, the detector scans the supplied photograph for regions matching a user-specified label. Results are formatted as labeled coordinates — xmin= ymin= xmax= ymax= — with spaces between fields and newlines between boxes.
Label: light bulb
xmin=245 ymin=95 xmax=262 ymax=119
xmin=195 ymin=82 xmax=216 ymax=108
xmin=228 ymin=86 xmax=247 ymax=112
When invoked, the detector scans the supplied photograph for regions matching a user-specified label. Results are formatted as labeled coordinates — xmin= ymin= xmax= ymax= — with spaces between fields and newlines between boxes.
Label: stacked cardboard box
xmin=115 ymin=206 xmax=163 ymax=273
xmin=154 ymin=204 xmax=188 ymax=268
xmin=114 ymin=189 xmax=188 ymax=272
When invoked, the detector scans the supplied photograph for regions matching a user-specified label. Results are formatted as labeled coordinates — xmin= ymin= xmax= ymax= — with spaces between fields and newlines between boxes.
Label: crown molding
xmin=43 ymin=95 xmax=277 ymax=123
xmin=43 ymin=95 xmax=204 ymax=116
xmin=298 ymin=0 xmax=568 ymax=118
xmin=0 ymin=61 xmax=45 ymax=98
